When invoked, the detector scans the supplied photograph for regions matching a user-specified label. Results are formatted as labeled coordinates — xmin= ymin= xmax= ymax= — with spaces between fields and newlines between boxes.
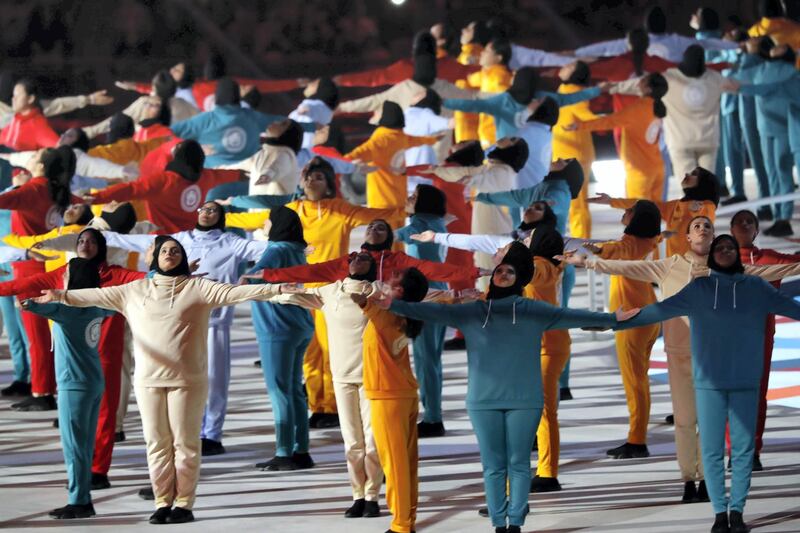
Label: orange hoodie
xmin=454 ymin=43 xmax=483 ymax=142
xmin=466 ymin=63 xmax=513 ymax=147
xmin=524 ymin=257 xmax=569 ymax=357
xmin=361 ymin=302 xmax=418 ymax=400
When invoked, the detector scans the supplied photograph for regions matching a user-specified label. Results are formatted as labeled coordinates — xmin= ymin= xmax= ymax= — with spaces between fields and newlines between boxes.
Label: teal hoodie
xmin=389 ymin=296 xmax=617 ymax=409
xmin=620 ymin=271 xmax=800 ymax=389
xmin=24 ymin=302 xmax=113 ymax=391
xmin=395 ymin=213 xmax=447 ymax=290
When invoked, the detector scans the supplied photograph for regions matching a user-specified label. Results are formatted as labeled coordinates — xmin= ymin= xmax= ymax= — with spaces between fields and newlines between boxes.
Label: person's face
xmin=158 ymin=241 xmax=183 ymax=271
xmin=143 ymin=96 xmax=163 ymax=120
xmin=558 ymin=62 xmax=577 ymax=82
xmin=689 ymin=9 xmax=702 ymax=31
xmin=64 ymin=204 xmax=89 ymax=225
xmin=637 ymin=76 xmax=651 ymax=95
xmin=12 ymin=83 xmax=33 ymax=113
xmin=712 ymin=239 xmax=738 ymax=268
xmin=348 ymin=253 xmax=373 ymax=276
xmin=492 ymin=264 xmax=517 ymax=288
xmin=302 ymin=170 xmax=330 ymax=200
xmin=730 ymin=213 xmax=758 ymax=247
xmin=170 ymin=62 xmax=186 ymax=83
xmin=365 ymin=220 xmax=390 ymax=245
xmin=303 ymin=78 xmax=321 ymax=99
xmin=405 ymin=189 xmax=418 ymax=214
xmin=58 ymin=128 xmax=80 ymax=148
xmin=621 ymin=207 xmax=634 ymax=226
xmin=687 ymin=218 xmax=715 ymax=253
xmin=197 ymin=202 xmax=220 ymax=228
xmin=495 ymin=137 xmax=516 ymax=149
xmin=430 ymin=23 xmax=446 ymax=47
xmin=681 ymin=168 xmax=701 ymax=189
xmin=461 ymin=22 xmax=476 ymax=44
xmin=76 ymin=232 xmax=99 ymax=260
xmin=522 ymin=201 xmax=546 ymax=224
xmin=389 ymin=270 xmax=405 ymax=299
xmin=479 ymin=42 xmax=502 ymax=67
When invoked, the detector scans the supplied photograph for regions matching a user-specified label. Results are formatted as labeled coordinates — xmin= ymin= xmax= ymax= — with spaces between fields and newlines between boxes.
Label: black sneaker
xmin=138 ymin=487 xmax=155 ymax=500
xmin=697 ymin=480 xmax=709 ymax=502
xmin=417 ymin=421 xmax=445 ymax=438
xmin=308 ymin=412 xmax=323 ymax=428
xmin=719 ymin=184 xmax=731 ymax=198
xmin=363 ymin=500 xmax=380 ymax=518
xmin=507 ymin=527 xmax=521 ymax=533
xmin=253 ymin=359 xmax=261 ymax=368
xmin=201 ymin=438 xmax=225 ymax=456
xmin=50 ymin=503 xmax=96 ymax=519
xmin=681 ymin=480 xmax=697 ymax=503
xmin=149 ymin=506 xmax=171 ymax=524
xmin=256 ymin=456 xmax=296 ymax=471
xmin=12 ymin=394 xmax=56 ymax=411
xmin=606 ymin=442 xmax=650 ymax=459
xmin=559 ymin=387 xmax=573 ymax=401
xmin=115 ymin=431 xmax=126 ymax=443
xmin=478 ymin=507 xmax=488 ymax=517
xmin=1 ymin=380 xmax=31 ymax=397
xmin=166 ymin=507 xmax=194 ymax=524
xmin=665 ymin=414 xmax=674 ymax=425
xmin=344 ymin=498 xmax=366 ymax=518
xmin=494 ymin=528 xmax=507 ymax=533
xmin=91 ymin=473 xmax=111 ymax=490
xmin=757 ymin=206 xmax=773 ymax=222
xmin=316 ymin=413 xmax=340 ymax=428
xmin=711 ymin=511 xmax=729 ymax=533
xmin=752 ymin=454 xmax=763 ymax=471
xmin=532 ymin=438 xmax=538 ymax=451
xmin=443 ymin=337 xmax=466 ymax=350
xmin=721 ymin=195 xmax=747 ymax=206
xmin=764 ymin=220 xmax=793 ymax=237
xmin=291 ymin=452 xmax=315 ymax=469
xmin=530 ymin=475 xmax=561 ymax=493
xmin=53 ymin=418 xmax=59 ymax=428
xmin=729 ymin=510 xmax=750 ymax=533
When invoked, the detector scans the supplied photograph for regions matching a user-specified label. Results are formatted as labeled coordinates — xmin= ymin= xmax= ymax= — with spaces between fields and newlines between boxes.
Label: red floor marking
xmin=767 ymin=385 xmax=800 ymax=401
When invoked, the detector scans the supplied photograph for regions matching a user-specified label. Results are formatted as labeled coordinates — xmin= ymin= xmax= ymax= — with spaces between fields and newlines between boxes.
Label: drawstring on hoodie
xmin=733 ymin=280 xmax=738 ymax=309
xmin=512 ymin=301 xmax=516 ymax=325
xmin=316 ymin=201 xmax=321 ymax=221
xmin=712 ymin=277 xmax=738 ymax=310
xmin=481 ymin=299 xmax=493 ymax=328
xmin=169 ymin=277 xmax=176 ymax=309
xmin=379 ymin=252 xmax=385 ymax=282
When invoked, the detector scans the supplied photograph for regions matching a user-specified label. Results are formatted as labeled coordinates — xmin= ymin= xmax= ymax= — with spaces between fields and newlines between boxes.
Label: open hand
xmin=114 ymin=81 xmax=137 ymax=91
xmin=583 ymin=242 xmax=601 ymax=254
xmin=278 ymin=283 xmax=306 ymax=294
xmin=555 ymin=250 xmax=587 ymax=267
xmin=28 ymin=249 xmax=59 ymax=262
xmin=615 ymin=306 xmax=640 ymax=322
xmin=35 ymin=289 xmax=64 ymax=304
xmin=410 ymin=231 xmax=436 ymax=243
xmin=89 ymin=90 xmax=114 ymax=106
xmin=587 ymin=193 xmax=611 ymax=205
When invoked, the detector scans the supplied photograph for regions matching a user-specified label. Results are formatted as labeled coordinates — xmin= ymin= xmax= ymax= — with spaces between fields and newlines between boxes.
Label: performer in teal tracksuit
xmin=619 ymin=234 xmax=800 ymax=533
xmin=474 ymin=159 xmax=584 ymax=397
xmin=388 ymin=243 xmax=627 ymax=532
xmin=247 ymin=207 xmax=315 ymax=471
xmin=394 ymin=184 xmax=448 ymax=437
xmin=24 ymin=258 xmax=112 ymax=520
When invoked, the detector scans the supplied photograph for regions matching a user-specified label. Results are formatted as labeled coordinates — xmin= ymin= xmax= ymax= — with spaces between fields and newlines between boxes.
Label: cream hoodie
xmin=587 ymin=250 xmax=800 ymax=356
xmin=60 ymin=274 xmax=281 ymax=387
xmin=223 ymin=143 xmax=298 ymax=195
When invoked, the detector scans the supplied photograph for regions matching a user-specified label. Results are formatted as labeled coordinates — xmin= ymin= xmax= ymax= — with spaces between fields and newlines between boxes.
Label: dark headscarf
xmin=310 ymin=77 xmax=339 ymax=109
xmin=347 ymin=252 xmax=378 ymax=282
xmin=487 ymin=241 xmax=534 ymax=299
xmin=268 ymin=206 xmax=306 ymax=246
xmin=681 ymin=166 xmax=720 ymax=206
xmin=302 ymin=156 xmax=337 ymax=199
xmin=412 ymin=31 xmax=437 ymax=57
xmin=759 ymin=0 xmax=784 ymax=18
xmin=679 ymin=44 xmax=706 ymax=77
xmin=488 ymin=138 xmax=529 ymax=172
xmin=150 ymin=236 xmax=191 ymax=276
xmin=529 ymin=227 xmax=564 ymax=265
xmin=74 ymin=204 xmax=94 ymax=226
xmin=361 ymin=219 xmax=394 ymax=251
xmin=41 ymin=146 xmax=76 ymax=214
xmin=263 ymin=119 xmax=304 ymax=154
xmin=242 ymin=87 xmax=261 ymax=109
xmin=378 ymin=101 xmax=405 ymax=129
xmin=412 ymin=88 xmax=442 ymax=115
xmin=528 ymin=96 xmax=559 ymax=128
xmin=413 ymin=54 xmax=437 ymax=87
xmin=397 ymin=267 xmax=428 ymax=338
xmin=109 ymin=113 xmax=135 ymax=143
xmin=166 ymin=140 xmax=205 ymax=182
xmin=518 ymin=202 xmax=557 ymax=233
xmin=76 ymin=227 xmax=108 ymax=266
xmin=195 ymin=201 xmax=226 ymax=232
xmin=470 ymin=21 xmax=491 ymax=46
xmin=152 ymin=70 xmax=177 ymax=99
xmin=697 ymin=8 xmax=720 ymax=32
xmin=66 ymin=257 xmax=101 ymax=291
xmin=624 ymin=200 xmax=662 ymax=238
xmin=565 ymin=61 xmax=591 ymax=86
xmin=707 ymin=234 xmax=744 ymax=274
xmin=647 ymin=73 xmax=669 ymax=118
xmin=60 ymin=128 xmax=90 ymax=152
xmin=214 ymin=77 xmax=241 ymax=106
xmin=204 ymin=53 xmax=226 ymax=80
xmin=100 ymin=202 xmax=138 ymax=234
xmin=645 ymin=6 xmax=667 ymax=34
xmin=507 ymin=67 xmax=538 ymax=105
xmin=544 ymin=158 xmax=584 ymax=199
xmin=628 ymin=28 xmax=650 ymax=76
xmin=322 ymin=122 xmax=347 ymax=154
xmin=446 ymin=141 xmax=484 ymax=166
xmin=176 ymin=62 xmax=194 ymax=89
xmin=414 ymin=184 xmax=446 ymax=217
xmin=139 ymin=99 xmax=171 ymax=128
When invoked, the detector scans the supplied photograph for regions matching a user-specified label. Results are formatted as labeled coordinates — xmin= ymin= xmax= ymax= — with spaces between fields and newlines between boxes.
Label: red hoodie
xmin=0 ymin=177 xmax=83 ymax=235
xmin=0 ymin=262 xmax=146 ymax=301
xmin=336 ymin=57 xmax=479 ymax=87
xmin=0 ymin=108 xmax=59 ymax=150
xmin=134 ymin=123 xmax=174 ymax=142
xmin=90 ymin=168 xmax=241 ymax=233
xmin=262 ymin=248 xmax=479 ymax=284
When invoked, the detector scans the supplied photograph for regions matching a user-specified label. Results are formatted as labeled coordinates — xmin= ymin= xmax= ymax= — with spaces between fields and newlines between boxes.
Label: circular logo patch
xmin=645 ymin=119 xmax=662 ymax=145
xmin=180 ymin=184 xmax=202 ymax=212
xmin=45 ymin=206 xmax=62 ymax=230
xmin=682 ymin=82 xmax=708 ymax=109
xmin=389 ymin=149 xmax=407 ymax=174
xmin=85 ymin=317 xmax=103 ymax=348
xmin=221 ymin=126 xmax=248 ymax=153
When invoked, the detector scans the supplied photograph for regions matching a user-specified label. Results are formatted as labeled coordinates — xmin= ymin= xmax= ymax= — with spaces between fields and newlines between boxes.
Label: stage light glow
xmin=591 ymin=159 xmax=626 ymax=198
xmin=390 ymin=0 xmax=406 ymax=5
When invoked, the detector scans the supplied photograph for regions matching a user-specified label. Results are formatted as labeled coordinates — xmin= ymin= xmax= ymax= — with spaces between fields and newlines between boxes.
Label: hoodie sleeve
xmin=577 ymin=102 xmax=641 ymax=132
xmin=261 ymin=257 xmax=348 ymax=283
xmin=474 ymin=185 xmax=539 ymax=208
xmin=90 ymin=173 xmax=162 ymax=204
xmin=101 ymin=232 xmax=156 ymax=253
xmin=587 ymin=256 xmax=672 ymax=284
xmin=536 ymin=88 xmax=601 ymax=108
xmin=521 ymin=299 xmax=617 ymax=330
xmin=76 ymin=151 xmax=128 ymax=179
xmin=0 ymin=268 xmax=63 ymax=298
xmin=510 ymin=44 xmax=574 ymax=69
xmin=388 ymin=299 xmax=469 ymax=328
xmin=34 ymin=233 xmax=80 ymax=253
xmin=332 ymin=200 xmax=405 ymax=228
xmin=42 ymin=95 xmax=90 ymax=117
xmin=197 ymin=278 xmax=283 ymax=307
xmin=21 ymin=301 xmax=67 ymax=321
xmin=337 ymin=85 xmax=402 ymax=114
xmin=615 ymin=282 xmax=695 ymax=330
xmin=61 ymin=284 xmax=129 ymax=313
xmin=766 ymin=282 xmax=800 ymax=320
xmin=744 ymin=261 xmax=800 ymax=282
xmin=225 ymin=211 xmax=271 ymax=231
xmin=335 ymin=59 xmax=412 ymax=88
xmin=434 ymin=232 xmax=513 ymax=254
xmin=344 ymin=135 xmax=384 ymax=164
xmin=393 ymin=253 xmax=479 ymax=282
xmin=0 ymin=246 xmax=27 ymax=263
xmin=230 ymin=193 xmax=294 ymax=210
xmin=170 ymin=112 xmax=212 ymax=140
xmin=574 ymin=38 xmax=628 ymax=58
xmin=442 ymin=93 xmax=503 ymax=115
xmin=228 ymin=234 xmax=269 ymax=263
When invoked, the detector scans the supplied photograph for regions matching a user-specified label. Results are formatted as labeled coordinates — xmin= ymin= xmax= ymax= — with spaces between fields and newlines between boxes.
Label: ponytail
xmin=40 ymin=146 xmax=76 ymax=214
xmin=627 ymin=28 xmax=649 ymax=76
xmin=647 ymin=73 xmax=668 ymax=118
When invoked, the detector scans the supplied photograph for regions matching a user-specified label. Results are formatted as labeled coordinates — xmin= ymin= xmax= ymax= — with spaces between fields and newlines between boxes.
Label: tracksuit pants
xmin=537 ymin=352 xmax=569 ymax=477
xmin=412 ymin=322 xmax=446 ymax=423
xmin=13 ymin=261 xmax=54 ymax=395
xmin=0 ymin=294 xmax=29 ymax=382
xmin=93 ymin=314 xmax=125 ymax=476
xmin=304 ymin=310 xmax=338 ymax=414
xmin=615 ymin=324 xmax=660 ymax=444
xmin=58 ymin=387 xmax=102 ymax=505
xmin=761 ymin=133 xmax=794 ymax=221
xmin=333 ymin=381 xmax=382 ymax=501
xmin=201 ymin=324 xmax=231 ymax=442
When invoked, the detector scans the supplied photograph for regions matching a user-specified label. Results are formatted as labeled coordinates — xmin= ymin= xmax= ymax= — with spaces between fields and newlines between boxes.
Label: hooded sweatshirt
xmin=621 ymin=272 xmax=800 ymax=389
xmin=0 ymin=108 xmax=59 ymax=150
xmin=0 ymin=177 xmax=83 ymax=236
xmin=59 ymin=275 xmax=282 ymax=387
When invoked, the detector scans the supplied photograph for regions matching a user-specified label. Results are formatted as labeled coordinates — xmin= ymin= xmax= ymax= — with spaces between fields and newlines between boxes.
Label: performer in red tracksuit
xmin=0 ymin=147 xmax=82 ymax=411
xmin=0 ymin=79 xmax=59 ymax=150
xmin=729 ymin=209 xmax=800 ymax=470
xmin=0 ymin=228 xmax=145 ymax=488
xmin=90 ymin=140 xmax=242 ymax=233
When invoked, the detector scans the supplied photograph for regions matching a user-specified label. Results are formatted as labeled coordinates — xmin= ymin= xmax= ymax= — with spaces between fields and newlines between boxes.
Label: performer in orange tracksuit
xmin=463 ymin=38 xmax=513 ymax=149
xmin=454 ymin=21 xmax=490 ymax=143
xmin=590 ymin=166 xmax=718 ymax=257
xmin=551 ymin=61 xmax=598 ymax=238
xmin=349 ymin=267 xmax=429 ymax=533
xmin=583 ymin=201 xmax=661 ymax=458
xmin=345 ymin=101 xmax=440 ymax=240
xmin=568 ymin=73 xmax=669 ymax=203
